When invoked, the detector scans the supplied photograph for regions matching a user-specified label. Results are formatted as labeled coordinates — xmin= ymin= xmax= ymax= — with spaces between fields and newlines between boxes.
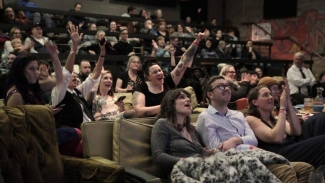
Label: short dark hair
xmin=142 ymin=57 xmax=160 ymax=80
xmin=74 ymin=2 xmax=82 ymax=7
xmin=127 ymin=6 xmax=136 ymax=13
xmin=205 ymin=75 xmax=225 ymax=103
xmin=79 ymin=59 xmax=90 ymax=66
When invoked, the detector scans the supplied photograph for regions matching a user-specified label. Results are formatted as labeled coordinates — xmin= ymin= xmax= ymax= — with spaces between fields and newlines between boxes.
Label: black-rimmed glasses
xmin=210 ymin=84 xmax=230 ymax=91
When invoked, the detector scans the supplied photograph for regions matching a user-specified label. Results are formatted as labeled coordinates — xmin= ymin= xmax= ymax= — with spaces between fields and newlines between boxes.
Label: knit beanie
xmin=257 ymin=77 xmax=278 ymax=88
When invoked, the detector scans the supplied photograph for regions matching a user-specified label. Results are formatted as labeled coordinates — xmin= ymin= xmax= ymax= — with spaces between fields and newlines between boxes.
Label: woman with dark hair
xmin=5 ymin=41 xmax=63 ymax=106
xmin=151 ymin=89 xmax=216 ymax=177
xmin=197 ymin=39 xmax=218 ymax=58
xmin=92 ymin=70 xmax=137 ymax=120
xmin=157 ymin=21 xmax=169 ymax=41
xmin=132 ymin=30 xmax=207 ymax=117
xmin=171 ymin=23 xmax=195 ymax=38
xmin=246 ymin=80 xmax=325 ymax=168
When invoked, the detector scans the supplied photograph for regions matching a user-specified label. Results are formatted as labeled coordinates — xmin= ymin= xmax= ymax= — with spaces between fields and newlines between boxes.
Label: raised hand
xmin=241 ymin=73 xmax=251 ymax=82
xmin=68 ymin=25 xmax=83 ymax=47
xmin=152 ymin=40 xmax=158 ymax=51
xmin=280 ymin=84 xmax=288 ymax=110
xmin=195 ymin=29 xmax=208 ymax=43
xmin=170 ymin=45 xmax=175 ymax=55
xmin=45 ymin=40 xmax=58 ymax=56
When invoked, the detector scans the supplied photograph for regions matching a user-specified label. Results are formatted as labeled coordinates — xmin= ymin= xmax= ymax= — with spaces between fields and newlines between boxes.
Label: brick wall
xmin=224 ymin=0 xmax=325 ymax=76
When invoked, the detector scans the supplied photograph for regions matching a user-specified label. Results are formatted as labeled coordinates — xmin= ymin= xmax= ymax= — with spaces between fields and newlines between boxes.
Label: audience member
xmin=92 ymin=70 xmax=137 ymax=120
xmin=24 ymin=24 xmax=56 ymax=53
xmin=197 ymin=39 xmax=218 ymax=58
xmin=150 ymin=9 xmax=163 ymax=20
xmin=287 ymin=52 xmax=315 ymax=105
xmin=226 ymin=29 xmax=241 ymax=58
xmin=132 ymin=30 xmax=207 ymax=117
xmin=255 ymin=67 xmax=263 ymax=79
xmin=151 ymin=89 xmax=216 ymax=178
xmin=154 ymin=36 xmax=171 ymax=57
xmin=219 ymin=65 xmax=250 ymax=109
xmin=67 ymin=2 xmax=88 ymax=29
xmin=214 ymin=29 xmax=223 ymax=41
xmin=121 ymin=6 xmax=136 ymax=17
xmin=169 ymin=36 xmax=184 ymax=57
xmin=18 ymin=0 xmax=52 ymax=28
xmin=83 ymin=30 xmax=116 ymax=55
xmin=139 ymin=19 xmax=158 ymax=35
xmin=3 ymin=7 xmax=23 ymax=25
xmin=195 ymin=75 xmax=314 ymax=183
xmin=77 ymin=59 xmax=91 ymax=83
xmin=5 ymin=41 xmax=63 ymax=106
xmin=156 ymin=21 xmax=169 ymax=41
xmin=51 ymin=27 xmax=104 ymax=127
xmin=0 ymin=52 xmax=17 ymax=99
xmin=246 ymin=81 xmax=325 ymax=168
xmin=113 ymin=29 xmax=134 ymax=56
xmin=138 ymin=9 xmax=150 ymax=19
xmin=115 ymin=56 xmax=144 ymax=92
xmin=171 ymin=23 xmax=195 ymax=38
xmin=215 ymin=40 xmax=230 ymax=59
xmin=1 ymin=27 xmax=32 ymax=61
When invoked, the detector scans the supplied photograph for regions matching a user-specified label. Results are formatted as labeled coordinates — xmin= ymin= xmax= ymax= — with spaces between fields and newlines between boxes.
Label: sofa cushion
xmin=0 ymin=105 xmax=64 ymax=183
xmin=113 ymin=118 xmax=167 ymax=179
xmin=81 ymin=120 xmax=115 ymax=160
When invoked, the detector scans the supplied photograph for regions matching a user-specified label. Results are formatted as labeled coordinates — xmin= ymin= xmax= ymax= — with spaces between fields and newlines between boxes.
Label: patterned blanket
xmin=171 ymin=149 xmax=290 ymax=183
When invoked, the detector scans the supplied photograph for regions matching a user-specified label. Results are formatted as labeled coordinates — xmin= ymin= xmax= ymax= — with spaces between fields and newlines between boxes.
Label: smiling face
xmin=255 ymin=67 xmax=263 ymax=78
xmin=174 ymin=91 xmax=192 ymax=116
xmin=128 ymin=57 xmax=141 ymax=71
xmin=99 ymin=72 xmax=113 ymax=93
xmin=157 ymin=38 xmax=165 ymax=47
xmin=12 ymin=28 xmax=21 ymax=39
xmin=109 ymin=21 xmax=117 ymax=32
xmin=225 ymin=66 xmax=236 ymax=81
xmin=68 ymin=72 xmax=79 ymax=89
xmin=11 ymin=39 xmax=22 ymax=48
xmin=253 ymin=87 xmax=274 ymax=112
xmin=205 ymin=40 xmax=212 ymax=48
xmin=5 ymin=7 xmax=15 ymax=19
xmin=147 ymin=64 xmax=164 ymax=85
xmin=250 ymin=74 xmax=258 ymax=86
xmin=24 ymin=60 xmax=39 ymax=84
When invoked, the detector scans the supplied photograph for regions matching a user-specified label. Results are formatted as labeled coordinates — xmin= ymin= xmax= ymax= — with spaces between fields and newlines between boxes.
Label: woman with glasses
xmin=132 ymin=30 xmax=207 ymax=117
xmin=115 ymin=56 xmax=144 ymax=92
xmin=219 ymin=64 xmax=250 ymax=109
xmin=1 ymin=27 xmax=34 ymax=61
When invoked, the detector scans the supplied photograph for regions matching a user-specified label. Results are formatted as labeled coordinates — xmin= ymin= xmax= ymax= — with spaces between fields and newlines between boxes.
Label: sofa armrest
xmin=89 ymin=156 xmax=162 ymax=183
xmin=61 ymin=155 xmax=125 ymax=183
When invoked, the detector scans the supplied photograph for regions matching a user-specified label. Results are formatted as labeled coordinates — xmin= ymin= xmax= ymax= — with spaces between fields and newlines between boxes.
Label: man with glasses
xmin=195 ymin=75 xmax=314 ymax=182
xmin=113 ymin=29 xmax=135 ymax=56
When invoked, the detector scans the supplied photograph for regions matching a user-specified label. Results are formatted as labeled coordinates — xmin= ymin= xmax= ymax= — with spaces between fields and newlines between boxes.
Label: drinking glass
xmin=304 ymin=98 xmax=312 ymax=113
xmin=308 ymin=170 xmax=324 ymax=183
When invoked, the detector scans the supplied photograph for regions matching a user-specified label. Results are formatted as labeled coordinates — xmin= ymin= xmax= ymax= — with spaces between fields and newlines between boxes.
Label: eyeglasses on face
xmin=210 ymin=84 xmax=230 ymax=91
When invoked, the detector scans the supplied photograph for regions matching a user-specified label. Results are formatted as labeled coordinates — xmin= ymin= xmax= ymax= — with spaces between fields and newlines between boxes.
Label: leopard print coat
xmin=171 ymin=149 xmax=290 ymax=183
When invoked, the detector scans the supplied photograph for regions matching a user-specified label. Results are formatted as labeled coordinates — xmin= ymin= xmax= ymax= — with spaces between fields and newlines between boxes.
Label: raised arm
xmin=66 ymin=25 xmax=83 ymax=73
xmin=39 ymin=41 xmax=63 ymax=92
xmin=246 ymin=88 xmax=289 ymax=144
xmin=170 ymin=30 xmax=207 ymax=86
xmin=283 ymin=79 xmax=302 ymax=136
xmin=90 ymin=42 xmax=106 ymax=80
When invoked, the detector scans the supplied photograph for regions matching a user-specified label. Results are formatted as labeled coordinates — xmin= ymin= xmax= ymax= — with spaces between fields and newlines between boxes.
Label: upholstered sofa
xmin=0 ymin=105 xmax=127 ymax=183
xmin=114 ymin=86 xmax=206 ymax=113
xmin=81 ymin=114 xmax=199 ymax=182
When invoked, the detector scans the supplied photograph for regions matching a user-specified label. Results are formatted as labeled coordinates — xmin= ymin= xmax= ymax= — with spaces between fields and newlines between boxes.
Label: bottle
xmin=314 ymin=87 xmax=324 ymax=105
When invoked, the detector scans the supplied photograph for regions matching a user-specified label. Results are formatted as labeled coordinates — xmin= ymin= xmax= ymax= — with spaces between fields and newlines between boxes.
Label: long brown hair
xmin=96 ymin=70 xmax=114 ymax=97
xmin=246 ymin=86 xmax=276 ymax=124
xmin=156 ymin=89 xmax=193 ymax=132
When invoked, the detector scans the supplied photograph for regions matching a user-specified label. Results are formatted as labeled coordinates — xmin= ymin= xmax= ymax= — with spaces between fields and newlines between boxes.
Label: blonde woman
xmin=115 ymin=56 xmax=144 ymax=92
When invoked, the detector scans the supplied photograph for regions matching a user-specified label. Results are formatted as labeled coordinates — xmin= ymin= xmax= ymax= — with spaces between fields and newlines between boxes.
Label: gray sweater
xmin=151 ymin=118 xmax=203 ymax=174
